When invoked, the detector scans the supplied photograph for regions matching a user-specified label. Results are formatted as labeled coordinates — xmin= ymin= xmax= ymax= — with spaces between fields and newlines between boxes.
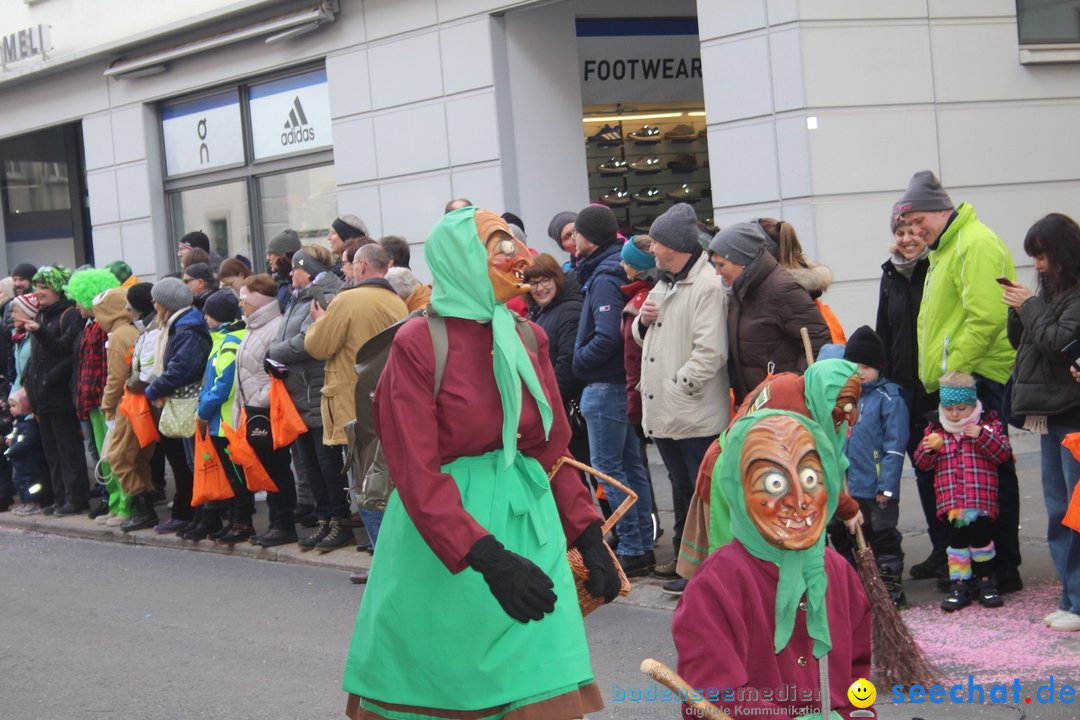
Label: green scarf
xmin=802 ymin=359 xmax=858 ymax=477
xmin=717 ymin=410 xmax=842 ymax=658
xmin=425 ymin=207 xmax=552 ymax=466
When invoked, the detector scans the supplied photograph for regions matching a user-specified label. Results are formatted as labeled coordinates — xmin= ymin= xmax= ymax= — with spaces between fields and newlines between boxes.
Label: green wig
xmin=31 ymin=265 xmax=73 ymax=295
xmin=65 ymin=268 xmax=120 ymax=310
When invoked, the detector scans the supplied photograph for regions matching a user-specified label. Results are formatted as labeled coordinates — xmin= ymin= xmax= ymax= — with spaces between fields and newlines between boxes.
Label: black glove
xmin=264 ymin=357 xmax=289 ymax=380
xmin=466 ymin=534 xmax=556 ymax=623
xmin=575 ymin=521 xmax=621 ymax=603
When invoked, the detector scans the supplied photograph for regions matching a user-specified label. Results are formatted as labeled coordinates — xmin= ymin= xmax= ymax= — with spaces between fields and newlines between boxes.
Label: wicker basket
xmin=550 ymin=456 xmax=638 ymax=616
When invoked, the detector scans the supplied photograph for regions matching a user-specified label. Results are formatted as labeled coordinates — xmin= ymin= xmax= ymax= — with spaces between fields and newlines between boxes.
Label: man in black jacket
xmin=24 ymin=265 xmax=91 ymax=515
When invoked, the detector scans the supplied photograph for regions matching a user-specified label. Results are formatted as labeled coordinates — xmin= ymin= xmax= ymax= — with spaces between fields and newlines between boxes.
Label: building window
xmin=161 ymin=66 xmax=336 ymax=271
xmin=1017 ymin=0 xmax=1080 ymax=44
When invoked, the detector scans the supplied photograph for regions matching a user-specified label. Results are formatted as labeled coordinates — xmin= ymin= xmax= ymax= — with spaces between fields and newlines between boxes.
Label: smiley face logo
xmin=847 ymin=678 xmax=876 ymax=708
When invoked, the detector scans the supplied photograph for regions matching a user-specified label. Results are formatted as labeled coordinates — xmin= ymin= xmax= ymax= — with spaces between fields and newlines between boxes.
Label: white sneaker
xmin=1044 ymin=609 xmax=1070 ymax=626
xmin=95 ymin=513 xmax=114 ymax=525
xmin=15 ymin=504 xmax=40 ymax=516
xmin=105 ymin=514 xmax=129 ymax=527
xmin=1049 ymin=612 xmax=1080 ymax=632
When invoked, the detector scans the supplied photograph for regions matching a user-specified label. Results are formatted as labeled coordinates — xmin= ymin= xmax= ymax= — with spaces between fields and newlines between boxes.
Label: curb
xmin=0 ymin=512 xmax=371 ymax=574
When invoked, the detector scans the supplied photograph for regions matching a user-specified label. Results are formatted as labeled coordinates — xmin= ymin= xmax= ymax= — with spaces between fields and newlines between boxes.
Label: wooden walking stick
xmin=640 ymin=659 xmax=732 ymax=718
xmin=799 ymin=326 xmax=942 ymax=687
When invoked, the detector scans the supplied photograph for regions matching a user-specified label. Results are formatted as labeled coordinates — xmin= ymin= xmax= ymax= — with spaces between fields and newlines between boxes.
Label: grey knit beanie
xmin=267 ymin=229 xmax=301 ymax=256
xmin=151 ymin=277 xmax=193 ymax=312
xmin=708 ymin=222 xmax=767 ymax=267
xmin=649 ymin=203 xmax=700 ymax=253
xmin=895 ymin=170 xmax=953 ymax=215
xmin=890 ymin=200 xmax=908 ymax=234
xmin=292 ymin=248 xmax=330 ymax=277
xmin=574 ymin=205 xmax=619 ymax=248
xmin=547 ymin=211 xmax=577 ymax=244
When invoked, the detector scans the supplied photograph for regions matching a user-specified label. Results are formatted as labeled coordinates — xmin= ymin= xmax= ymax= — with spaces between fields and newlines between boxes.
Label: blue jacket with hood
xmin=572 ymin=242 xmax=629 ymax=386
xmin=845 ymin=376 xmax=909 ymax=499
xmin=146 ymin=307 xmax=212 ymax=402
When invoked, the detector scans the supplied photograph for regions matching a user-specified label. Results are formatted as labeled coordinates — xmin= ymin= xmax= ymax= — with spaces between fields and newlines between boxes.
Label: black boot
xmin=879 ymin=567 xmax=908 ymax=608
xmin=298 ymin=519 xmax=331 ymax=551
xmin=121 ymin=493 xmax=159 ymax=533
xmin=178 ymin=508 xmax=205 ymax=540
xmin=910 ymin=546 xmax=946 ymax=579
xmin=941 ymin=579 xmax=973 ymax=612
xmin=973 ymin=560 xmax=1004 ymax=608
xmin=181 ymin=507 xmax=223 ymax=541
xmin=315 ymin=518 xmax=355 ymax=554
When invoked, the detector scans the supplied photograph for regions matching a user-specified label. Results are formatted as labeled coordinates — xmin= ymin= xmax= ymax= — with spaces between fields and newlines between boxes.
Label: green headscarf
xmin=802 ymin=358 xmax=858 ymax=477
xmin=716 ymin=410 xmax=843 ymax=658
xmin=425 ymin=207 xmax=552 ymax=466
xmin=31 ymin=265 xmax=73 ymax=295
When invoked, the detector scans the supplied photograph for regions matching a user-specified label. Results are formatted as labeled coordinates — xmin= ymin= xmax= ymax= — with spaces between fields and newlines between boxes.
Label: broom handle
xmin=854 ymin=523 xmax=869 ymax=553
xmin=640 ymin=659 xmax=732 ymax=718
xmin=800 ymin=327 xmax=814 ymax=367
xmin=549 ymin=456 xmax=637 ymax=535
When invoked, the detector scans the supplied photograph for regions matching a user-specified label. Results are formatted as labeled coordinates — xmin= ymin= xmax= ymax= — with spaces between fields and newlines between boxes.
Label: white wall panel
xmin=120 ymin=220 xmax=157 ymax=277
xmin=797 ymin=0 xmax=927 ymax=21
xmin=709 ymin=121 xmax=779 ymax=207
xmin=775 ymin=115 xmax=811 ymax=198
xmin=373 ymin=106 xmax=450 ymax=177
xmin=82 ymin=115 xmax=114 ymax=171
xmin=806 ymin=108 xmax=939 ymax=196
xmin=369 ymin=33 xmax=444 ymax=109
xmin=801 ymin=25 xmax=934 ymax=108
xmin=450 ymin=165 xmax=505 ymax=224
xmin=115 ymin=164 xmax=152 ymax=220
xmin=766 ymin=0 xmax=799 ymax=25
xmin=697 ymin=1 xmax=766 ymax=41
xmin=821 ymin=279 xmax=881 ymax=337
xmin=437 ymin=0 xmax=502 ymax=23
xmin=701 ymin=36 xmax=773 ymax=123
xmin=440 ymin=19 xmax=495 ymax=95
xmin=937 ymin=104 xmax=1080 ymax=188
xmin=0 ymin=64 xmax=108 ymax=140
xmin=326 ymin=48 xmax=373 ymax=118
xmin=364 ymin=0 xmax=437 ymax=41
xmin=445 ymin=93 xmax=499 ymax=166
xmin=814 ymin=194 xmax=902 ymax=284
xmin=335 ymin=184 xmax=383 ymax=237
xmin=91 ymin=226 xmax=124 ymax=268
xmin=710 ymin=203 xmax=783 ymax=231
xmin=931 ymin=22 xmax=1080 ymax=103
xmin=379 ymin=173 xmax=453 ymax=252
xmin=331 ymin=117 xmax=379 ymax=184
xmin=111 ymin=106 xmax=147 ymax=164
xmin=928 ymin=0 xmax=1015 ymax=18
xmin=86 ymin=170 xmax=119 ymax=225
xmin=769 ymin=27 xmax=804 ymax=112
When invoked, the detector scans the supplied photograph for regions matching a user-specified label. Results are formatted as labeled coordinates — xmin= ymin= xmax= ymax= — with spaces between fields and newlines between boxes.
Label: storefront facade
xmin=0 ymin=0 xmax=1078 ymax=329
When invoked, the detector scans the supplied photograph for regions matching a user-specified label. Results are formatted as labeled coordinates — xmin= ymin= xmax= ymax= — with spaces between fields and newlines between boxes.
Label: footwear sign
xmin=577 ymin=18 xmax=704 ymax=105
xmin=248 ymin=67 xmax=332 ymax=160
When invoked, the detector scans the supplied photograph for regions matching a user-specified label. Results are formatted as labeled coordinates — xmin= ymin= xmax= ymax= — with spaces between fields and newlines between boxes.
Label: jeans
xmin=579 ymin=383 xmax=654 ymax=558
xmin=974 ymin=374 xmax=1021 ymax=578
xmin=293 ymin=430 xmax=349 ymax=520
xmin=653 ymin=435 xmax=713 ymax=553
xmin=1040 ymin=420 xmax=1080 ymax=613
xmin=360 ymin=508 xmax=383 ymax=548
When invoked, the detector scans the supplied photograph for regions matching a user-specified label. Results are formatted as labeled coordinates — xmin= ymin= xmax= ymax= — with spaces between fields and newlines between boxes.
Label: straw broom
xmin=640 ymin=659 xmax=731 ymax=718
xmin=800 ymin=327 xmax=942 ymax=688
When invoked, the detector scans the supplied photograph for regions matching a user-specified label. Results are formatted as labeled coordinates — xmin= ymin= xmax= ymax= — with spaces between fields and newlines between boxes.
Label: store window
xmin=161 ymin=67 xmax=336 ymax=271
xmin=1017 ymin=0 xmax=1080 ymax=44
xmin=577 ymin=18 xmax=709 ymax=234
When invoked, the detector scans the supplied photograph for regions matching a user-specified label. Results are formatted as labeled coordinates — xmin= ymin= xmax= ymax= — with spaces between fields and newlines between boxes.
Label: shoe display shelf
xmin=585 ymin=116 xmax=712 ymax=236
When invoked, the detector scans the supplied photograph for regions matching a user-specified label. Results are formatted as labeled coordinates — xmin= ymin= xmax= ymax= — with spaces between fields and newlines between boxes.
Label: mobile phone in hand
xmin=996 ymin=277 xmax=1015 ymax=286
xmin=1063 ymin=339 xmax=1080 ymax=371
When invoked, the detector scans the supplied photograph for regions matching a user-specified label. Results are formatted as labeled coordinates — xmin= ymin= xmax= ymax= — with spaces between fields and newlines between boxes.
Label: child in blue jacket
xmin=831 ymin=325 xmax=910 ymax=606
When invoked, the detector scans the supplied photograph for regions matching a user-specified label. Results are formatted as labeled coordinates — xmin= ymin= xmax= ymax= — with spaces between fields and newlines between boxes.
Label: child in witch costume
xmin=342 ymin=208 xmax=620 ymax=719
xmin=674 ymin=411 xmax=872 ymax=719
xmin=914 ymin=371 xmax=1012 ymax=611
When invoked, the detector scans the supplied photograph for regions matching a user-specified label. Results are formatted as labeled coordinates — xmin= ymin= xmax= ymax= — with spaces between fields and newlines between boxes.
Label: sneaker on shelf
xmin=598 ymin=188 xmax=631 ymax=207
xmin=588 ymin=123 xmax=622 ymax=145
xmin=668 ymin=153 xmax=698 ymax=172
xmin=628 ymin=125 xmax=661 ymax=143
xmin=667 ymin=184 xmax=699 ymax=202
xmin=664 ymin=123 xmax=697 ymax=140
xmin=661 ymin=578 xmax=688 ymax=596
xmin=633 ymin=187 xmax=664 ymax=205
xmin=698 ymin=127 xmax=707 ymax=139
xmin=629 ymin=156 xmax=663 ymax=174
xmin=597 ymin=157 xmax=629 ymax=175
xmin=632 ymin=216 xmax=658 ymax=234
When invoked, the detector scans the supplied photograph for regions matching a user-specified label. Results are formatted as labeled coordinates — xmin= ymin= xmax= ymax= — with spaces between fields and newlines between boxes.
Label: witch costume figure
xmin=673 ymin=410 xmax=872 ymax=719
xmin=342 ymin=208 xmax=620 ymax=719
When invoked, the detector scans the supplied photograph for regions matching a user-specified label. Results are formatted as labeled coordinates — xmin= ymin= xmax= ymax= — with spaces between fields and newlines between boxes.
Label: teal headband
xmin=620 ymin=236 xmax=655 ymax=272
xmin=940 ymin=384 xmax=977 ymax=407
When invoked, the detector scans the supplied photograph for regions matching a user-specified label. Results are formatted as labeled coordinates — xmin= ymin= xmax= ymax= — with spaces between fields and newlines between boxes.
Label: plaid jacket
xmin=75 ymin=321 xmax=107 ymax=420
xmin=913 ymin=411 xmax=1012 ymax=519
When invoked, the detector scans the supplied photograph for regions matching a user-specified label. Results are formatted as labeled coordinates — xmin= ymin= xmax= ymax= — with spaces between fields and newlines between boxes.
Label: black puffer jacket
xmin=1007 ymin=283 xmax=1080 ymax=423
xmin=25 ymin=299 xmax=80 ymax=415
xmin=876 ymin=255 xmax=937 ymax=430
xmin=529 ymin=275 xmax=584 ymax=404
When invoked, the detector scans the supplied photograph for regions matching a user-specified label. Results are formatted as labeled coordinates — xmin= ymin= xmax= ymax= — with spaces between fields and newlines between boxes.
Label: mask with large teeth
xmin=741 ymin=415 xmax=829 ymax=550
xmin=475 ymin=209 xmax=533 ymax=303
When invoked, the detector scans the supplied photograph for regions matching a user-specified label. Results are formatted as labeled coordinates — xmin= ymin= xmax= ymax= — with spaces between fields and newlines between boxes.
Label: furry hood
xmin=785 ymin=262 xmax=833 ymax=295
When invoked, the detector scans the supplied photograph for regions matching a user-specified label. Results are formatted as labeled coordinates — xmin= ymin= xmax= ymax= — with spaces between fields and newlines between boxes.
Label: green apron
xmin=343 ymin=450 xmax=594 ymax=716
xmin=90 ymin=408 xmax=131 ymax=517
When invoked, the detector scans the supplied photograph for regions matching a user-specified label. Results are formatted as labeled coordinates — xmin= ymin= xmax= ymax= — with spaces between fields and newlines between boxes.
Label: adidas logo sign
xmin=281 ymin=96 xmax=316 ymax=146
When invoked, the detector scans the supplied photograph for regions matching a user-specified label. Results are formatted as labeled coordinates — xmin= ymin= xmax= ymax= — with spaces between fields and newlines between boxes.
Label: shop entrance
xmin=0 ymin=123 xmax=90 ymax=272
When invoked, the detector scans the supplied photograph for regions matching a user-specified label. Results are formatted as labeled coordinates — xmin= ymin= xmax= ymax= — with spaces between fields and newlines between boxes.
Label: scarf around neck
xmin=426 ymin=207 xmax=552 ymax=466
xmin=939 ymin=400 xmax=983 ymax=436
xmin=716 ymin=410 xmax=842 ymax=658
xmin=889 ymin=245 xmax=931 ymax=279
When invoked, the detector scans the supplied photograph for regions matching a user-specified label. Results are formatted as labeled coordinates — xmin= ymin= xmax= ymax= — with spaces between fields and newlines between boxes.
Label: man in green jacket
xmin=897 ymin=169 xmax=1022 ymax=592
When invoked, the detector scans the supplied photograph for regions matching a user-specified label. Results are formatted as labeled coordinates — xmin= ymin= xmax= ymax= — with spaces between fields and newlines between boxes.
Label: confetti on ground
xmin=902 ymin=581 xmax=1080 ymax=685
